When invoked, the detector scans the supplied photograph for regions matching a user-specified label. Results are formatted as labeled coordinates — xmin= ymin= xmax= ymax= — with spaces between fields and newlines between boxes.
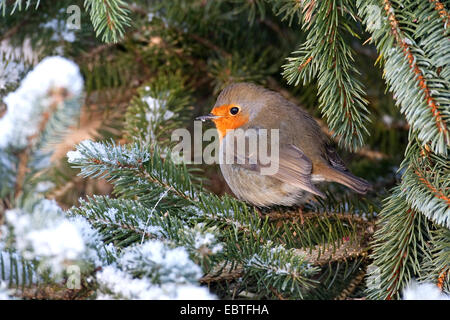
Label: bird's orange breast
xmin=211 ymin=104 xmax=249 ymax=139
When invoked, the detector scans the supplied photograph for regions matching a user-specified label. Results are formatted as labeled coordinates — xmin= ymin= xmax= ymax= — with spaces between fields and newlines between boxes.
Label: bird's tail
xmin=317 ymin=165 xmax=371 ymax=194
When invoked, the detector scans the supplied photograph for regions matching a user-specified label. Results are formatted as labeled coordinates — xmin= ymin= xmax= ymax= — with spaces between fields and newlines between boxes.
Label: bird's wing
xmin=272 ymin=144 xmax=325 ymax=197
xmin=324 ymin=143 xmax=348 ymax=172
xmin=224 ymin=132 xmax=325 ymax=197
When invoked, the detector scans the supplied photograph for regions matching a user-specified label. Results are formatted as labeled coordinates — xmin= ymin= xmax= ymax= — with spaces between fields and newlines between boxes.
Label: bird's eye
xmin=230 ymin=106 xmax=240 ymax=115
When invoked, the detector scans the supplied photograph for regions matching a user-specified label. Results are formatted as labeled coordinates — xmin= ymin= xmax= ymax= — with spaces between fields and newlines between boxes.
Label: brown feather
xmin=313 ymin=163 xmax=370 ymax=194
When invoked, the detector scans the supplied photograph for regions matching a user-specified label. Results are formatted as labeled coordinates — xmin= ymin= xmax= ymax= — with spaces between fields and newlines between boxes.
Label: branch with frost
xmin=66 ymin=138 xmax=373 ymax=298
xmin=96 ymin=240 xmax=215 ymax=300
xmin=0 ymin=56 xmax=83 ymax=150
xmin=0 ymin=56 xmax=83 ymax=199
xmin=243 ymin=241 xmax=319 ymax=299
xmin=0 ymin=38 xmax=38 ymax=92
xmin=2 ymin=195 xmax=219 ymax=298
xmin=124 ymin=75 xmax=191 ymax=150
xmin=2 ymin=199 xmax=110 ymax=278
xmin=0 ymin=244 xmax=35 ymax=288
xmin=69 ymin=195 xmax=225 ymax=270
xmin=67 ymin=140 xmax=199 ymax=203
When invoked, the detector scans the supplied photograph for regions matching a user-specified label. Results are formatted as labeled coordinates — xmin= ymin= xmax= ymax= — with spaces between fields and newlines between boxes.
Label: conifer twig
xmin=199 ymin=265 xmax=244 ymax=284
xmin=14 ymin=88 xmax=68 ymax=199
xmin=335 ymin=267 xmax=367 ymax=300
xmin=294 ymin=239 xmax=368 ymax=266
xmin=383 ymin=0 xmax=448 ymax=143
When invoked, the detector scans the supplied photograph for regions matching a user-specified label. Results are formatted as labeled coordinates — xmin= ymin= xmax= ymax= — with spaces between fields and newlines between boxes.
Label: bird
xmin=196 ymin=82 xmax=370 ymax=207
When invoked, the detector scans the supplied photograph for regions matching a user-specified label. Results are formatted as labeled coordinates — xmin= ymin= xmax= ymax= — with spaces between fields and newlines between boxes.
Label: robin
xmin=197 ymin=83 xmax=370 ymax=207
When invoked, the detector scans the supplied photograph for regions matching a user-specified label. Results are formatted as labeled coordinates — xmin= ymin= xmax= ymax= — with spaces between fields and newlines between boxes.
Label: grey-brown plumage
xmin=201 ymin=82 xmax=370 ymax=207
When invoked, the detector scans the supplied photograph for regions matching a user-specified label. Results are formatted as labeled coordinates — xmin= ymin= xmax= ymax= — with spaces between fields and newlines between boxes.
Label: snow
xmin=35 ymin=181 xmax=56 ymax=193
xmin=140 ymin=94 xmax=176 ymax=144
xmin=26 ymin=220 xmax=85 ymax=261
xmin=193 ymin=231 xmax=222 ymax=254
xmin=96 ymin=265 xmax=214 ymax=300
xmin=403 ymin=38 xmax=413 ymax=46
xmin=118 ymin=240 xmax=202 ymax=284
xmin=68 ymin=215 xmax=111 ymax=267
xmin=142 ymin=96 xmax=162 ymax=116
xmin=40 ymin=19 xmax=76 ymax=43
xmin=95 ymin=236 xmax=215 ymax=300
xmin=0 ymin=56 xmax=83 ymax=149
xmin=0 ymin=38 xmax=38 ymax=90
xmin=96 ymin=266 xmax=154 ymax=299
xmin=0 ymin=281 xmax=16 ymax=300
xmin=403 ymin=280 xmax=450 ymax=300
xmin=4 ymin=199 xmax=105 ymax=275
xmin=142 ymin=95 xmax=175 ymax=122
xmin=0 ymin=60 xmax=23 ymax=91
xmin=140 ymin=189 xmax=170 ymax=244
xmin=79 ymin=200 xmax=164 ymax=240
xmin=173 ymin=284 xmax=215 ymax=300
xmin=66 ymin=149 xmax=83 ymax=163
xmin=183 ymin=224 xmax=223 ymax=256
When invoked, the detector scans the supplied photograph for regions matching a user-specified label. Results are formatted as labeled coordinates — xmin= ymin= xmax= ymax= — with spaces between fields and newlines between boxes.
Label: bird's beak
xmin=195 ymin=113 xmax=221 ymax=122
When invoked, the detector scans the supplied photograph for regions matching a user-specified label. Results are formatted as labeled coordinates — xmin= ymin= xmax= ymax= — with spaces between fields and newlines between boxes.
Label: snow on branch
xmin=96 ymin=240 xmax=215 ymax=300
xmin=0 ymin=56 xmax=83 ymax=150
xmin=2 ymin=199 xmax=109 ymax=277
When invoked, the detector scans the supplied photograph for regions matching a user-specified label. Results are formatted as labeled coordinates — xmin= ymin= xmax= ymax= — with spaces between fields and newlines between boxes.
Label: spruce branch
xmin=242 ymin=241 xmax=320 ymax=299
xmin=84 ymin=0 xmax=131 ymax=43
xmin=358 ymin=0 xmax=450 ymax=155
xmin=430 ymin=0 xmax=450 ymax=26
xmin=402 ymin=162 xmax=450 ymax=228
xmin=23 ymin=92 xmax=84 ymax=196
xmin=199 ymin=263 xmax=244 ymax=284
xmin=67 ymin=140 xmax=199 ymax=204
xmin=282 ymin=0 xmax=371 ymax=151
xmin=0 ymin=0 xmax=40 ymax=15
xmin=366 ymin=187 xmax=430 ymax=300
xmin=419 ymin=227 xmax=450 ymax=292
xmin=384 ymin=0 xmax=448 ymax=143
xmin=295 ymin=238 xmax=368 ymax=266
xmin=335 ymin=267 xmax=366 ymax=300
